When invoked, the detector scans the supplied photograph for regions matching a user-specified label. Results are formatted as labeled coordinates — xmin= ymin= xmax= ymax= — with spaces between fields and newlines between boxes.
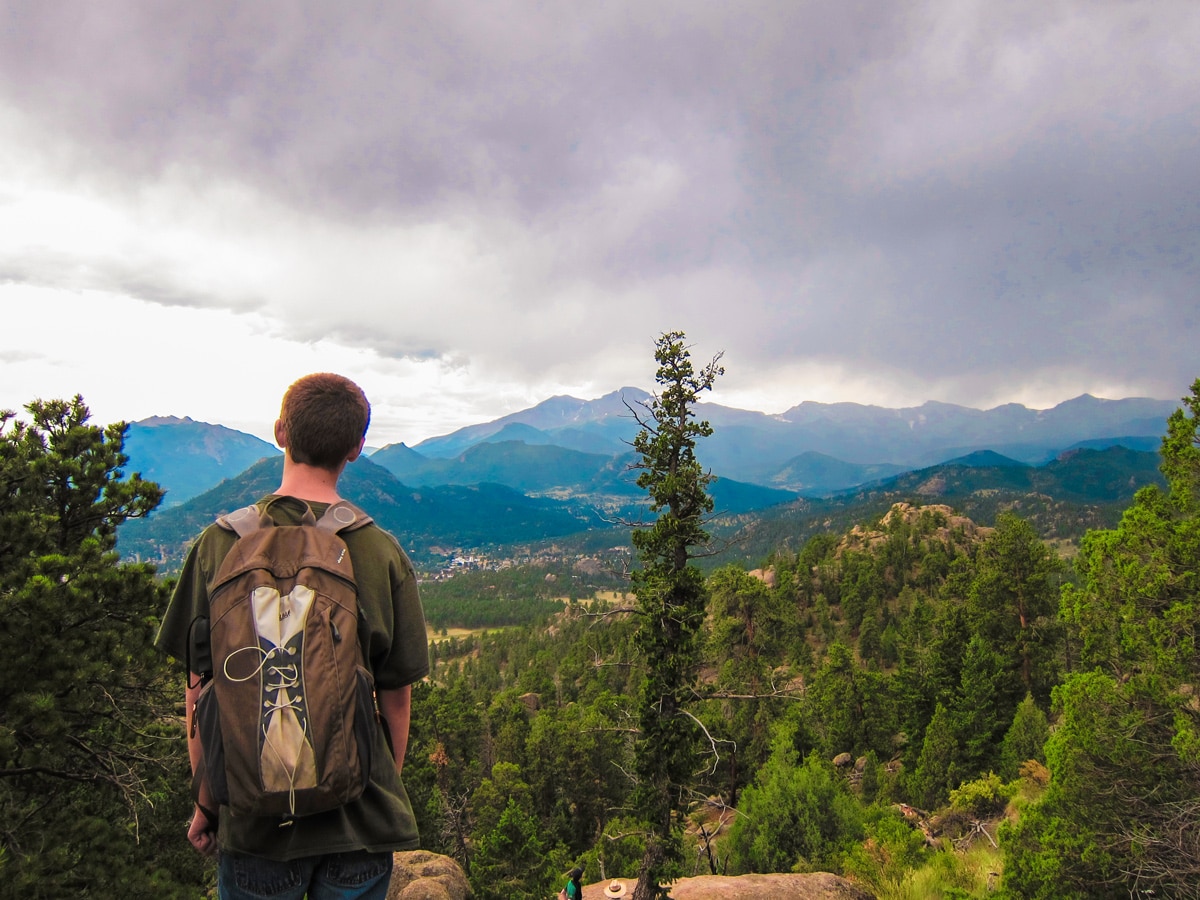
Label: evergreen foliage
xmin=1003 ymin=379 xmax=1200 ymax=898
xmin=909 ymin=702 xmax=960 ymax=811
xmin=805 ymin=642 xmax=894 ymax=761
xmin=965 ymin=512 xmax=1062 ymax=706
xmin=999 ymin=694 xmax=1050 ymax=781
xmin=728 ymin=722 xmax=862 ymax=875
xmin=402 ymin=486 xmax=1076 ymax=897
xmin=394 ymin=380 xmax=1200 ymax=898
xmin=842 ymin=803 xmax=933 ymax=895
xmin=0 ymin=398 xmax=205 ymax=897
xmin=626 ymin=331 xmax=723 ymax=899
xmin=469 ymin=797 xmax=556 ymax=900
xmin=948 ymin=772 xmax=1013 ymax=818
xmin=704 ymin=563 xmax=801 ymax=805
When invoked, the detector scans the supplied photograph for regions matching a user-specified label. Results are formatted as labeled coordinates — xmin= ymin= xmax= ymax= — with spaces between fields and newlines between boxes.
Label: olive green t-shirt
xmin=155 ymin=495 xmax=430 ymax=860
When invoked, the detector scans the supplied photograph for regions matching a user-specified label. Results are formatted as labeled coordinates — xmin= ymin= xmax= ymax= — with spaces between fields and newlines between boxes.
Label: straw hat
xmin=603 ymin=880 xmax=627 ymax=898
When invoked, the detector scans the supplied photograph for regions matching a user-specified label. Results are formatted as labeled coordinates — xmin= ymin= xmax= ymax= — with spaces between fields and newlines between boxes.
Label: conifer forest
xmin=2 ymin=364 xmax=1199 ymax=898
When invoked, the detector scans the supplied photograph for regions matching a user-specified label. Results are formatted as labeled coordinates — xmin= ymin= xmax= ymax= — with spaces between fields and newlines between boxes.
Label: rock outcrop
xmin=386 ymin=852 xmax=876 ymax=900
xmin=579 ymin=873 xmax=874 ymax=900
xmin=837 ymin=502 xmax=992 ymax=556
xmin=388 ymin=851 xmax=472 ymax=900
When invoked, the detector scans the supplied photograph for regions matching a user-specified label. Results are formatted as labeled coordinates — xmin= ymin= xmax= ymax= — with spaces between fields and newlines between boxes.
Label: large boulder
xmin=580 ymin=873 xmax=874 ymax=900
xmin=383 ymin=852 xmax=876 ymax=900
xmin=387 ymin=851 xmax=471 ymax=900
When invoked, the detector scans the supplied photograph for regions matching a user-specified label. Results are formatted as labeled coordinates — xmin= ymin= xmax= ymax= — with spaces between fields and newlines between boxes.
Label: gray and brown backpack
xmin=192 ymin=499 xmax=379 ymax=822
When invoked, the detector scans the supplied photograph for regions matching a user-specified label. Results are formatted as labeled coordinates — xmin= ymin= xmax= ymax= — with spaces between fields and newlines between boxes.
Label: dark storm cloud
xmin=1 ymin=0 xmax=1196 ymax=404
xmin=0 ymin=1 xmax=740 ymax=215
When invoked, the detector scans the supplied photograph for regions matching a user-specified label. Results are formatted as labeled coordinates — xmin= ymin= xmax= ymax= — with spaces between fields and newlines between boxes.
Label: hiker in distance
xmin=156 ymin=373 xmax=429 ymax=900
xmin=560 ymin=867 xmax=585 ymax=900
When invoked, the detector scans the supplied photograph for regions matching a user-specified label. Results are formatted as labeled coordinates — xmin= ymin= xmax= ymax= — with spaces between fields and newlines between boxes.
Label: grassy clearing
xmin=426 ymin=625 xmax=512 ymax=643
xmin=424 ymin=591 xmax=633 ymax=643
xmin=592 ymin=590 xmax=635 ymax=604
xmin=864 ymin=843 xmax=1002 ymax=900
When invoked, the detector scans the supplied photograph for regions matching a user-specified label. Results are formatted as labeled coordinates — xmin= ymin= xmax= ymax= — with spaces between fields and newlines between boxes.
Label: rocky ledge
xmin=387 ymin=853 xmax=875 ymax=900
xmin=581 ymin=872 xmax=875 ymax=900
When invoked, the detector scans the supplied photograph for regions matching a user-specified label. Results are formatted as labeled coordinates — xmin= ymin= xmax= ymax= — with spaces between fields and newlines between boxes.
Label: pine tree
xmin=627 ymin=331 xmax=723 ymax=900
xmin=706 ymin=565 xmax=791 ymax=804
xmin=860 ymin=750 xmax=881 ymax=804
xmin=728 ymin=722 xmax=862 ymax=875
xmin=998 ymin=693 xmax=1049 ymax=781
xmin=469 ymin=798 xmax=556 ymax=900
xmin=0 ymin=398 xmax=204 ymax=896
xmin=952 ymin=633 xmax=1018 ymax=776
xmin=909 ymin=702 xmax=959 ymax=811
xmin=806 ymin=642 xmax=895 ymax=761
xmin=966 ymin=512 xmax=1062 ymax=706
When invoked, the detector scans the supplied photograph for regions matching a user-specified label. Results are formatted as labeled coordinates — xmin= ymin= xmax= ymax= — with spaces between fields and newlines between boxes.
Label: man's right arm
xmin=185 ymin=677 xmax=218 ymax=857
xmin=377 ymin=684 xmax=412 ymax=775
xmin=159 ymin=529 xmax=233 ymax=856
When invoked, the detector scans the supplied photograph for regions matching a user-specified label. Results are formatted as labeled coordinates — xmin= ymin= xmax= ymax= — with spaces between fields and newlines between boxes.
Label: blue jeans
xmin=217 ymin=849 xmax=393 ymax=900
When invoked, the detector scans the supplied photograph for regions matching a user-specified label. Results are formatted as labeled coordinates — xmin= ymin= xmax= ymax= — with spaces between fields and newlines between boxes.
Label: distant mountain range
xmin=404 ymin=389 xmax=1176 ymax=485
xmin=115 ymin=390 xmax=1179 ymax=570
xmin=119 ymin=390 xmax=1176 ymax=508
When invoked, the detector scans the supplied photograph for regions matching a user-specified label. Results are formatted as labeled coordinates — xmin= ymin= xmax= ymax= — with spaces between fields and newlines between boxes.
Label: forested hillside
xmin=400 ymin=381 xmax=1200 ymax=899
xmin=404 ymin=502 xmax=1064 ymax=897
xmin=3 ymin=380 xmax=1196 ymax=898
xmin=709 ymin=444 xmax=1166 ymax=568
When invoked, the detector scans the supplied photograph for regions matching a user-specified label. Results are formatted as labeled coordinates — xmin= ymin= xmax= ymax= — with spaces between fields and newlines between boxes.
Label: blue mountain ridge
xmin=122 ymin=391 xmax=1176 ymax=510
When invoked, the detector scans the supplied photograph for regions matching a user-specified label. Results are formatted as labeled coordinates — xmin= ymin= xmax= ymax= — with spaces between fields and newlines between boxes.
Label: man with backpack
xmin=156 ymin=373 xmax=429 ymax=899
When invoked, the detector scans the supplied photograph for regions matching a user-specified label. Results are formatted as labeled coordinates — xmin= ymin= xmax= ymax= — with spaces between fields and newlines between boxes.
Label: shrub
xmin=948 ymin=772 xmax=1014 ymax=819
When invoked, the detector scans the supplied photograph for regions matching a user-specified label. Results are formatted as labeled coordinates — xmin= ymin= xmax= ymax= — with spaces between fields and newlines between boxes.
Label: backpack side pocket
xmin=353 ymin=666 xmax=377 ymax=793
xmin=193 ymin=678 xmax=230 ymax=808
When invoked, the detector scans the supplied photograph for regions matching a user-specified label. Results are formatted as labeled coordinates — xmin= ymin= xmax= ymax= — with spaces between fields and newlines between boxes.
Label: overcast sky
xmin=1 ymin=0 xmax=1197 ymax=446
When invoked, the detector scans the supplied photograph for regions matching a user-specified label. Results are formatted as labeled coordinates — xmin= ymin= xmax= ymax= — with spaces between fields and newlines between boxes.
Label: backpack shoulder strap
xmin=216 ymin=499 xmax=371 ymax=537
xmin=215 ymin=504 xmax=275 ymax=538
xmin=316 ymin=500 xmax=374 ymax=535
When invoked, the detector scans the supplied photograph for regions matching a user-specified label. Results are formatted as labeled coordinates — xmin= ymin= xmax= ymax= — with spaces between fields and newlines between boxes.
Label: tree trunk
xmin=632 ymin=838 xmax=665 ymax=900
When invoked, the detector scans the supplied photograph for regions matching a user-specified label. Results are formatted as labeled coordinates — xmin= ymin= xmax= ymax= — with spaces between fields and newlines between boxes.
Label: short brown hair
xmin=279 ymin=373 xmax=371 ymax=469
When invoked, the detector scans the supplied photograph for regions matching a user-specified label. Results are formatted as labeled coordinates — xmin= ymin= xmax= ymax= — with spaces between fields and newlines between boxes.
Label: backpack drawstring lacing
xmin=223 ymin=644 xmax=311 ymax=817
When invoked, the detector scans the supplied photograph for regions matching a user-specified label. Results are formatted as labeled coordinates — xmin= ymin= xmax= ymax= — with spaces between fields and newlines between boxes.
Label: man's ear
xmin=346 ymin=435 xmax=366 ymax=463
xmin=274 ymin=419 xmax=288 ymax=449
